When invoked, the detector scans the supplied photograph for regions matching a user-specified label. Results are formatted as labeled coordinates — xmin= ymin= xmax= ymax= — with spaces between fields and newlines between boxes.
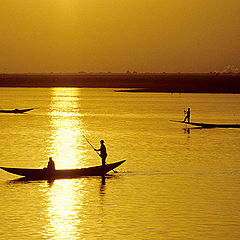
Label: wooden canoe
xmin=0 ymin=108 xmax=35 ymax=113
xmin=0 ymin=160 xmax=126 ymax=180
xmin=170 ymin=120 xmax=240 ymax=128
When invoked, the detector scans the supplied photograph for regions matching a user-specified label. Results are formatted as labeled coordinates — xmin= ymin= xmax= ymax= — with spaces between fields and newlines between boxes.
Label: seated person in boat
xmin=47 ymin=157 xmax=55 ymax=172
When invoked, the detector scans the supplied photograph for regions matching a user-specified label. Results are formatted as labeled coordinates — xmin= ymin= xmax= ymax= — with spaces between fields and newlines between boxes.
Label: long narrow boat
xmin=0 ymin=108 xmax=35 ymax=113
xmin=0 ymin=160 xmax=126 ymax=180
xmin=170 ymin=120 xmax=240 ymax=128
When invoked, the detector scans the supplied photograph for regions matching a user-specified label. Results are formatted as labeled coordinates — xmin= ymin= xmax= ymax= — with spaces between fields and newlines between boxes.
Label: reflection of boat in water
xmin=170 ymin=120 xmax=240 ymax=128
xmin=0 ymin=108 xmax=36 ymax=113
xmin=1 ymin=160 xmax=126 ymax=180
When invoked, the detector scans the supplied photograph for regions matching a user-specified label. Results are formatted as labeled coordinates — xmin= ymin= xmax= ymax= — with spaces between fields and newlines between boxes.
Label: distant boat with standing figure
xmin=170 ymin=120 xmax=240 ymax=128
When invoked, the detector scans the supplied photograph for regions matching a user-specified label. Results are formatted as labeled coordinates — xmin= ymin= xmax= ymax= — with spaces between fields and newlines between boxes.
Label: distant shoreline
xmin=1 ymin=73 xmax=240 ymax=93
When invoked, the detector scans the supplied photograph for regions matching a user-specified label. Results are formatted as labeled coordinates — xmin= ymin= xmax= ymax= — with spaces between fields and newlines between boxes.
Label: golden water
xmin=0 ymin=88 xmax=240 ymax=239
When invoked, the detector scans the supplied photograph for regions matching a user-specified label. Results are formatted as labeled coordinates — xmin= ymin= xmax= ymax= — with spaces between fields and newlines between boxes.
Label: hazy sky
xmin=0 ymin=0 xmax=239 ymax=73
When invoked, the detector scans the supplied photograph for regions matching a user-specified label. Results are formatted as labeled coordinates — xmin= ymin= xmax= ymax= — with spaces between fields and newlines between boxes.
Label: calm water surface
xmin=0 ymin=88 xmax=240 ymax=240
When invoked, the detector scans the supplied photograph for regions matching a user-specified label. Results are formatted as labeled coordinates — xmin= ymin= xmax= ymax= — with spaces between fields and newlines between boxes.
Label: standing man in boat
xmin=95 ymin=140 xmax=107 ymax=166
xmin=183 ymin=108 xmax=191 ymax=123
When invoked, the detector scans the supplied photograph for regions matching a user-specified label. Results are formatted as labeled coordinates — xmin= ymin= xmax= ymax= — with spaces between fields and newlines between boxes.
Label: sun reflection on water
xmin=48 ymin=88 xmax=86 ymax=169
xmin=43 ymin=179 xmax=87 ymax=240
xmin=44 ymin=88 xmax=87 ymax=239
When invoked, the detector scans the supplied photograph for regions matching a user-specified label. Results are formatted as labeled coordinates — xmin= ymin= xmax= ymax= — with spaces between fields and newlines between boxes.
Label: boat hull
xmin=170 ymin=120 xmax=240 ymax=128
xmin=0 ymin=108 xmax=35 ymax=113
xmin=1 ymin=160 xmax=126 ymax=180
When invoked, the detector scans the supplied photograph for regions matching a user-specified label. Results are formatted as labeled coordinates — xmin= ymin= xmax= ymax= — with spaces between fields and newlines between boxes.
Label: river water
xmin=0 ymin=88 xmax=240 ymax=240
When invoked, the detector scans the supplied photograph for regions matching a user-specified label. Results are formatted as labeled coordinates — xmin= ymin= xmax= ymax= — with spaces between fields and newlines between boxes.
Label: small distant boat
xmin=0 ymin=160 xmax=126 ymax=180
xmin=170 ymin=120 xmax=240 ymax=128
xmin=0 ymin=108 xmax=36 ymax=114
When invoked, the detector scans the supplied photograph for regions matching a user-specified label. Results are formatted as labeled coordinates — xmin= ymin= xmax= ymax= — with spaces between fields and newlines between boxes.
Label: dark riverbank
xmin=0 ymin=73 xmax=240 ymax=93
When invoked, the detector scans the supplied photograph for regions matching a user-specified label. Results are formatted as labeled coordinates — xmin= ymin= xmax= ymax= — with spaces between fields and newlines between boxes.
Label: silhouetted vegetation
xmin=0 ymin=73 xmax=240 ymax=93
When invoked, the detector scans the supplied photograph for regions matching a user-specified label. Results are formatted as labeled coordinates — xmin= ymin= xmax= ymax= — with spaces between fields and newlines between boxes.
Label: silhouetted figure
xmin=183 ymin=108 xmax=191 ymax=123
xmin=95 ymin=140 xmax=107 ymax=166
xmin=47 ymin=157 xmax=55 ymax=172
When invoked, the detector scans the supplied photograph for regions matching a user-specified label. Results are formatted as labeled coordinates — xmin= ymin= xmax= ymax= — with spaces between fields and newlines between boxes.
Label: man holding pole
xmin=95 ymin=140 xmax=107 ymax=166
xmin=183 ymin=108 xmax=191 ymax=123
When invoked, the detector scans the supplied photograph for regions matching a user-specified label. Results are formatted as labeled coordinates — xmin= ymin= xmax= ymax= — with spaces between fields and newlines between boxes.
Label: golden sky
xmin=0 ymin=0 xmax=239 ymax=73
